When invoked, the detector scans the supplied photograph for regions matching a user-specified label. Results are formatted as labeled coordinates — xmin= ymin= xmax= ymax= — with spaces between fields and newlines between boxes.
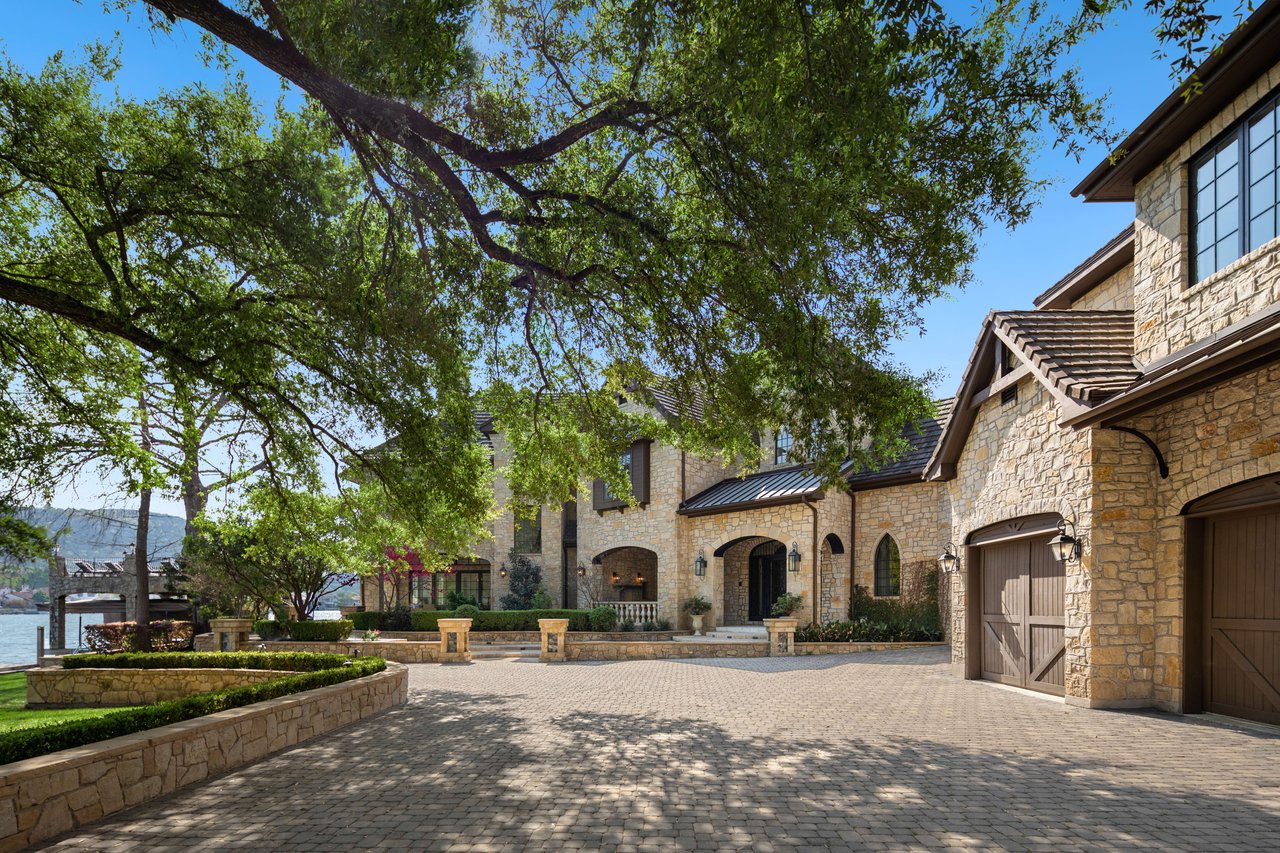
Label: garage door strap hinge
xmin=1104 ymin=425 xmax=1170 ymax=479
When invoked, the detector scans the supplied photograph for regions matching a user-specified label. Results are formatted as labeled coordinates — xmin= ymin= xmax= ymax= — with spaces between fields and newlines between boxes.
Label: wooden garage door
xmin=1205 ymin=506 xmax=1280 ymax=725
xmin=980 ymin=534 xmax=1065 ymax=696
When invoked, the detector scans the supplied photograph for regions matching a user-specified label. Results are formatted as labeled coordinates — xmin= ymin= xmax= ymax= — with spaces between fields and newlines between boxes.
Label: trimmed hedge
xmin=61 ymin=651 xmax=352 ymax=671
xmin=253 ymin=620 xmax=287 ymax=640
xmin=408 ymin=608 xmax=594 ymax=632
xmin=285 ymin=619 xmax=353 ymax=642
xmin=349 ymin=609 xmax=411 ymax=631
xmin=0 ymin=656 xmax=385 ymax=764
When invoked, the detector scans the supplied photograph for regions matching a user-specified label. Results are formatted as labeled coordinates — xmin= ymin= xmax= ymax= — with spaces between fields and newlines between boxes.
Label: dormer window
xmin=774 ymin=427 xmax=793 ymax=464
xmin=1192 ymin=90 xmax=1279 ymax=283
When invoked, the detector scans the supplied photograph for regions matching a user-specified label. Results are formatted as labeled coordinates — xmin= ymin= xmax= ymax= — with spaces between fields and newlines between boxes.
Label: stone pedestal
xmin=437 ymin=618 xmax=473 ymax=663
xmin=538 ymin=618 xmax=570 ymax=662
xmin=209 ymin=618 xmax=253 ymax=653
xmin=763 ymin=617 xmax=799 ymax=657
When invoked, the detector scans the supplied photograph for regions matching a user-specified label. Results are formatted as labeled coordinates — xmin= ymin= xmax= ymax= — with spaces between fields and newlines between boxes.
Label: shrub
xmin=62 ymin=651 xmax=353 ymax=671
xmin=641 ymin=620 xmax=657 ymax=632
xmin=84 ymin=621 xmax=194 ymax=653
xmin=498 ymin=551 xmax=542 ymax=610
xmin=350 ymin=611 xmax=380 ymax=631
xmin=454 ymin=604 xmax=482 ymax=618
xmin=587 ymin=605 xmax=617 ymax=632
xmin=382 ymin=606 xmax=413 ymax=631
xmin=618 ymin=619 xmax=636 ymax=632
xmin=443 ymin=590 xmax=478 ymax=610
xmin=682 ymin=596 xmax=712 ymax=615
xmin=409 ymin=608 xmax=596 ymax=632
xmin=253 ymin=620 xmax=287 ymax=640
xmin=655 ymin=618 xmax=672 ymax=631
xmin=797 ymin=586 xmax=942 ymax=643
xmin=530 ymin=584 xmax=552 ymax=610
xmin=771 ymin=592 xmax=805 ymax=617
xmin=2 ymin=657 xmax=385 ymax=764
xmin=286 ymin=619 xmax=354 ymax=642
xmin=410 ymin=609 xmax=446 ymax=631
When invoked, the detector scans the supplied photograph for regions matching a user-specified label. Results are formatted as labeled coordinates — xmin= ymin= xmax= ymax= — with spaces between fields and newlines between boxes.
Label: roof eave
xmin=677 ymin=490 xmax=826 ymax=518
xmin=1073 ymin=0 xmax=1280 ymax=202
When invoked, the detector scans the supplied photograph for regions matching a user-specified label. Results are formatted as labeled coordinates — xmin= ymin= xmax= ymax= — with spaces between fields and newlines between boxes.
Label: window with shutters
xmin=592 ymin=441 xmax=650 ymax=511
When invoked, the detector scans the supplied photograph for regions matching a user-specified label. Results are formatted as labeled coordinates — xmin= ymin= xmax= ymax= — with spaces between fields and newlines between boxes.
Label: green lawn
xmin=0 ymin=672 xmax=139 ymax=734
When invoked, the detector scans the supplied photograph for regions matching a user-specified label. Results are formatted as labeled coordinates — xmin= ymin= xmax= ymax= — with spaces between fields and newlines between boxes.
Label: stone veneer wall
xmin=854 ymin=481 xmax=949 ymax=602
xmin=945 ymin=379 xmax=1096 ymax=699
xmin=1133 ymin=58 xmax=1280 ymax=365
xmin=490 ymin=433 xmax=566 ymax=608
xmin=595 ymin=548 xmax=658 ymax=602
xmin=566 ymin=641 xmax=768 ymax=661
xmin=1070 ymin=264 xmax=1135 ymax=312
xmin=26 ymin=668 xmax=289 ymax=709
xmin=0 ymin=663 xmax=407 ymax=851
xmin=720 ymin=537 xmax=771 ymax=624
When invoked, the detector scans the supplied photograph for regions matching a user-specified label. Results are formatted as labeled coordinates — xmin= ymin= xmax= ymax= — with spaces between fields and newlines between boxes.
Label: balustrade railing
xmin=602 ymin=601 xmax=659 ymax=625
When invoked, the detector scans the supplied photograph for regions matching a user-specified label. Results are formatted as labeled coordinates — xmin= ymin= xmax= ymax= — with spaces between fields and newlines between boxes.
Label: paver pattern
xmin=39 ymin=647 xmax=1280 ymax=851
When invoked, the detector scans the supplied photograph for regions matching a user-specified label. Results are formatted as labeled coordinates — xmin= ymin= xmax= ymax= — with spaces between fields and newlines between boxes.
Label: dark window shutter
xmin=632 ymin=440 xmax=651 ymax=504
xmin=592 ymin=478 xmax=606 ymax=511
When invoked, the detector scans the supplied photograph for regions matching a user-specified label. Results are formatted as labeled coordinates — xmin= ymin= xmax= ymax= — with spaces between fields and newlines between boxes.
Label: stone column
xmin=763 ymin=617 xmax=799 ymax=657
xmin=437 ymin=618 xmax=473 ymax=663
xmin=49 ymin=596 xmax=66 ymax=650
xmin=209 ymin=618 xmax=253 ymax=652
xmin=36 ymin=626 xmax=45 ymax=668
xmin=538 ymin=618 xmax=569 ymax=662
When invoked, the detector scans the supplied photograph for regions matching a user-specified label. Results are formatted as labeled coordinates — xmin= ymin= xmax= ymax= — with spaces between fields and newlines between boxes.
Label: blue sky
xmin=0 ymin=1 xmax=1236 ymax=513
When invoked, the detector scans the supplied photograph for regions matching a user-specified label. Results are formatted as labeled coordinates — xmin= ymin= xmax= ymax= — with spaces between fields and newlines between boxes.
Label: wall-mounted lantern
xmin=787 ymin=541 xmax=802 ymax=573
xmin=1048 ymin=518 xmax=1081 ymax=562
xmin=694 ymin=550 xmax=707 ymax=577
xmin=576 ymin=564 xmax=587 ymax=577
xmin=498 ymin=565 xmax=509 ymax=579
xmin=938 ymin=542 xmax=960 ymax=575
xmin=611 ymin=572 xmax=621 ymax=585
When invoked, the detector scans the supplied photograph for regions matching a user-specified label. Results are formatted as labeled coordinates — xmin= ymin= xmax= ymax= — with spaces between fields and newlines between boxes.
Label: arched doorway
xmin=748 ymin=541 xmax=787 ymax=622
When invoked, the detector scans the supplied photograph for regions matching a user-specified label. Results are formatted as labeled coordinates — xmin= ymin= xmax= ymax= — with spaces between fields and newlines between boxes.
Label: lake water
xmin=0 ymin=613 xmax=105 ymax=665
xmin=0 ymin=609 xmax=343 ymax=666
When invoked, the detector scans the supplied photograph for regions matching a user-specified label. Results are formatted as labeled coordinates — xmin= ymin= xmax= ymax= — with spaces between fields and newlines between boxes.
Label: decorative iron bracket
xmin=1104 ymin=425 xmax=1170 ymax=479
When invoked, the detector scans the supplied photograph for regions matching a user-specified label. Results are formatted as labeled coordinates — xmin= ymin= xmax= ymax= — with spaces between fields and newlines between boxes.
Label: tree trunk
xmin=135 ymin=393 xmax=152 ymax=653
xmin=182 ymin=471 xmax=205 ymax=541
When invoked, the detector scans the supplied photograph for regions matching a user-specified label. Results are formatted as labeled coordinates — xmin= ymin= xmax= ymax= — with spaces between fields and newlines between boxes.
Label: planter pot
xmin=689 ymin=613 xmax=705 ymax=636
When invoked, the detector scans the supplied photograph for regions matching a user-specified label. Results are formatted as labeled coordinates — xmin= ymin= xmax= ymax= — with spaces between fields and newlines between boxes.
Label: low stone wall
xmin=0 ymin=662 xmax=407 ymax=851
xmin=566 ymin=641 xmax=769 ymax=661
xmin=379 ymin=630 xmax=682 ymax=643
xmin=795 ymin=641 xmax=947 ymax=656
xmin=27 ymin=668 xmax=290 ymax=708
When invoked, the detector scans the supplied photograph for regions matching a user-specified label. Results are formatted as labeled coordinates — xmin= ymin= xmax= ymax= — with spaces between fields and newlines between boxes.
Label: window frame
xmin=873 ymin=534 xmax=902 ymax=598
xmin=592 ymin=440 xmax=651 ymax=511
xmin=1190 ymin=87 xmax=1280 ymax=285
xmin=513 ymin=506 xmax=543 ymax=554
xmin=774 ymin=427 xmax=793 ymax=465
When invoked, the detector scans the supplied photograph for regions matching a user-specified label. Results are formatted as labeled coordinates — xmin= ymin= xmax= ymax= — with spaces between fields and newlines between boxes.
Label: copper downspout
xmin=801 ymin=494 xmax=820 ymax=625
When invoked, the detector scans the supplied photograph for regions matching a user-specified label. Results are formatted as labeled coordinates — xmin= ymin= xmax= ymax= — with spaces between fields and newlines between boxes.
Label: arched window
xmin=874 ymin=535 xmax=901 ymax=597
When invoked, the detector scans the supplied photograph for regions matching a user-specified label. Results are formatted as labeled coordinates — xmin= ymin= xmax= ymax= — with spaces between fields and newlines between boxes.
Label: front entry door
xmin=748 ymin=544 xmax=786 ymax=622
xmin=980 ymin=534 xmax=1066 ymax=696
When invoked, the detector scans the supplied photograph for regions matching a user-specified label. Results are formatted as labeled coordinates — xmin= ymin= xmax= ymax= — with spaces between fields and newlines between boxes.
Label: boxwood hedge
xmin=0 ymin=655 xmax=385 ymax=765
xmin=61 ymin=651 xmax=353 ymax=671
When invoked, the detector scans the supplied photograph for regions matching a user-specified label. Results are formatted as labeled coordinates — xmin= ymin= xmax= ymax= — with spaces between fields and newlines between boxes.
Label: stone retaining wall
xmin=566 ymin=641 xmax=769 ymax=661
xmin=795 ymin=641 xmax=946 ymax=656
xmin=0 ymin=663 xmax=407 ymax=851
xmin=27 ymin=668 xmax=290 ymax=708
xmin=253 ymin=640 xmax=439 ymax=663
xmin=376 ymin=630 xmax=682 ymax=643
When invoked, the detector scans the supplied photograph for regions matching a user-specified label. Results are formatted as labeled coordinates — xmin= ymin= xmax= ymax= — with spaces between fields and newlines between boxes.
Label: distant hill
xmin=17 ymin=507 xmax=187 ymax=563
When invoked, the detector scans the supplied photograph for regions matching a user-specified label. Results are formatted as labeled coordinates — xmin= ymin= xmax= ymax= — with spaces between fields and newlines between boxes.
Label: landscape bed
xmin=0 ymin=652 xmax=383 ymax=764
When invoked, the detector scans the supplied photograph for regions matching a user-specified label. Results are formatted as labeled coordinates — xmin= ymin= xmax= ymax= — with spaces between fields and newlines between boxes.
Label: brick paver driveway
xmin=40 ymin=647 xmax=1280 ymax=851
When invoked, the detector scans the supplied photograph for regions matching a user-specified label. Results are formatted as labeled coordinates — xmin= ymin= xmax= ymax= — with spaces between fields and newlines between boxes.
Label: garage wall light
xmin=1048 ymin=518 xmax=1081 ymax=563
xmin=938 ymin=542 xmax=960 ymax=574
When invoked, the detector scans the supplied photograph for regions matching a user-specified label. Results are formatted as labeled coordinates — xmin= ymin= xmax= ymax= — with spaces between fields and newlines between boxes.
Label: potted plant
xmin=770 ymin=593 xmax=804 ymax=617
xmin=682 ymin=595 xmax=713 ymax=636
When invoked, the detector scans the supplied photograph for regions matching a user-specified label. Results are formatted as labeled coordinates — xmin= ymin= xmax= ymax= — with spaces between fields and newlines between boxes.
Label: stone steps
xmin=470 ymin=643 xmax=540 ymax=660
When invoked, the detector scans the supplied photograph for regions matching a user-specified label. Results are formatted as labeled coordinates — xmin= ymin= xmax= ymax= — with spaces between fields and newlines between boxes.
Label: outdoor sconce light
xmin=694 ymin=550 xmax=707 ymax=577
xmin=611 ymin=572 xmax=621 ymax=585
xmin=634 ymin=572 xmax=644 ymax=585
xmin=498 ymin=565 xmax=509 ymax=579
xmin=576 ymin=564 xmax=587 ymax=577
xmin=787 ymin=541 xmax=802 ymax=573
xmin=938 ymin=542 xmax=960 ymax=575
xmin=1048 ymin=518 xmax=1081 ymax=563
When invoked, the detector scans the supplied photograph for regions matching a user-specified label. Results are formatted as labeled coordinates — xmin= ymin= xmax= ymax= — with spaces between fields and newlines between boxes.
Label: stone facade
xmin=1132 ymin=58 xmax=1280 ymax=365
xmin=0 ymin=663 xmax=407 ymax=851
xmin=26 ymin=668 xmax=289 ymax=708
xmin=854 ymin=481 xmax=949 ymax=601
xmin=1070 ymin=264 xmax=1134 ymax=312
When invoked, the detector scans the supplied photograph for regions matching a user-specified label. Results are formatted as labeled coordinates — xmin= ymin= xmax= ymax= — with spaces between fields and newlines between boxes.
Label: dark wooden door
xmin=748 ymin=546 xmax=786 ymax=622
xmin=1204 ymin=507 xmax=1280 ymax=725
xmin=980 ymin=534 xmax=1065 ymax=696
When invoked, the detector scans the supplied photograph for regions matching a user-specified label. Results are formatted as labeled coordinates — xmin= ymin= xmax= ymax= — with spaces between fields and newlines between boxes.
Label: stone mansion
xmin=367 ymin=0 xmax=1280 ymax=729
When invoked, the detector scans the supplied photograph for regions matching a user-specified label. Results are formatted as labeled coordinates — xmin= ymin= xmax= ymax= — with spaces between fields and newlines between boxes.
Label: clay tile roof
xmin=993 ymin=310 xmax=1141 ymax=403
xmin=679 ymin=466 xmax=824 ymax=516
xmin=846 ymin=399 xmax=953 ymax=488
